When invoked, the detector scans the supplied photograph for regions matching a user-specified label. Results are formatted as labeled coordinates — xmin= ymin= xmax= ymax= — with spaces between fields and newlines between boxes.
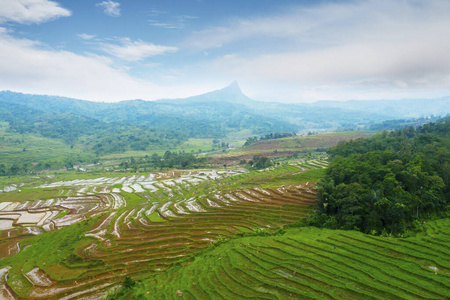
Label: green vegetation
xmin=0 ymin=122 xmax=95 ymax=174
xmin=0 ymin=93 xmax=449 ymax=300
xmin=247 ymin=155 xmax=273 ymax=169
xmin=115 ymin=150 xmax=207 ymax=172
xmin=177 ymin=138 xmax=215 ymax=153
xmin=369 ymin=115 xmax=449 ymax=131
xmin=223 ymin=163 xmax=325 ymax=190
xmin=0 ymin=157 xmax=324 ymax=299
xmin=1 ymin=217 xmax=99 ymax=297
xmin=244 ymin=132 xmax=297 ymax=146
xmin=241 ymin=131 xmax=374 ymax=154
xmin=0 ymin=188 xmax=60 ymax=203
xmin=311 ymin=119 xmax=450 ymax=235
xmin=1 ymin=85 xmax=448 ymax=177
xmin=122 ymin=191 xmax=147 ymax=207
xmin=128 ymin=218 xmax=450 ymax=299
xmin=147 ymin=211 xmax=167 ymax=222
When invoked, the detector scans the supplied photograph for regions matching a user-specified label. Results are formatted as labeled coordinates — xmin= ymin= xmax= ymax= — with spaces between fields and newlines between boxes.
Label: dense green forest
xmin=311 ymin=118 xmax=450 ymax=235
xmin=6 ymin=84 xmax=443 ymax=142
xmin=0 ymin=99 xmax=188 ymax=152
xmin=0 ymin=87 xmax=297 ymax=140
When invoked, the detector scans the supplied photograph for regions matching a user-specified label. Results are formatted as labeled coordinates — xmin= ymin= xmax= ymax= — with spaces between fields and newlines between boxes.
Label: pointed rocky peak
xmin=206 ymin=80 xmax=251 ymax=103
xmin=155 ymin=81 xmax=254 ymax=105
xmin=222 ymin=80 xmax=242 ymax=95
xmin=158 ymin=81 xmax=252 ymax=105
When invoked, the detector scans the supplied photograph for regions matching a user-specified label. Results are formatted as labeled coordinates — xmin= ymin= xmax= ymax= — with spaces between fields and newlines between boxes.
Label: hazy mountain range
xmin=1 ymin=82 xmax=449 ymax=142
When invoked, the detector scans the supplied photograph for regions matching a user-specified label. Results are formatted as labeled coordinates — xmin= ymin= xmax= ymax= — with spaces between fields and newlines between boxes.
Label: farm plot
xmin=145 ymin=218 xmax=450 ymax=299
xmin=2 ymin=184 xmax=317 ymax=299
xmin=35 ymin=169 xmax=245 ymax=193
xmin=0 ymin=162 xmax=325 ymax=299
xmin=0 ymin=169 xmax=246 ymax=239
xmin=0 ymin=194 xmax=126 ymax=235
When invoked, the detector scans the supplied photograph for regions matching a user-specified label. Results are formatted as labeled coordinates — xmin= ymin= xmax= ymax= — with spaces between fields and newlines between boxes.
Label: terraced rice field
xmin=0 ymin=160 xmax=326 ymax=299
xmin=144 ymin=218 xmax=450 ymax=299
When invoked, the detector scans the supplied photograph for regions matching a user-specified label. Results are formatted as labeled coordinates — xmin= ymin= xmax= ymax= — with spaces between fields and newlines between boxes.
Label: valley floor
xmin=0 ymin=159 xmax=325 ymax=299
xmin=0 ymin=157 xmax=448 ymax=299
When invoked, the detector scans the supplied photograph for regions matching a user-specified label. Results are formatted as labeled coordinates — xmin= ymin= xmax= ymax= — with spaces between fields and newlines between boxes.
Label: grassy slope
xmin=100 ymin=131 xmax=373 ymax=164
xmin=248 ymin=131 xmax=376 ymax=152
xmin=0 ymin=122 xmax=89 ymax=168
xmin=211 ymin=131 xmax=375 ymax=165
xmin=221 ymin=164 xmax=326 ymax=189
xmin=135 ymin=218 xmax=450 ymax=299
xmin=0 ymin=188 xmax=61 ymax=203
xmin=0 ymin=120 xmax=214 ymax=169
xmin=99 ymin=138 xmax=215 ymax=160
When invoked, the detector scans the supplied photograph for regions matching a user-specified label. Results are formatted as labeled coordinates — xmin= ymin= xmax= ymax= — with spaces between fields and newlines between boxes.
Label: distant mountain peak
xmin=154 ymin=81 xmax=252 ymax=105
xmin=223 ymin=80 xmax=242 ymax=94
xmin=208 ymin=81 xmax=252 ymax=103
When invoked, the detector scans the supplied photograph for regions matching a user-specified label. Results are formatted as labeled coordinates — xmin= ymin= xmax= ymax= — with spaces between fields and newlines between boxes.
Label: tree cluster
xmin=118 ymin=151 xmax=206 ymax=172
xmin=0 ymin=154 xmax=96 ymax=176
xmin=244 ymin=132 xmax=297 ymax=147
xmin=310 ymin=118 xmax=450 ymax=235
xmin=247 ymin=155 xmax=273 ymax=170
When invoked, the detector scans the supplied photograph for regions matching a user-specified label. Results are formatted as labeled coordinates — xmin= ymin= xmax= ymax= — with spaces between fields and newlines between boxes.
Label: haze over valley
xmin=0 ymin=1 xmax=449 ymax=299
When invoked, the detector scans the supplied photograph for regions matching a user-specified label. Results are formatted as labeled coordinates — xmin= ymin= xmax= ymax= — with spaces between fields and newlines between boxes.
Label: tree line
xmin=118 ymin=151 xmax=207 ymax=172
xmin=244 ymin=132 xmax=297 ymax=147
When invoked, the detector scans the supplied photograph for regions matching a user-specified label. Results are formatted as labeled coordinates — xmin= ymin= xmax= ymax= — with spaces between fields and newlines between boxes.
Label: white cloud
xmin=188 ymin=0 xmax=450 ymax=51
xmin=187 ymin=0 xmax=450 ymax=101
xmin=99 ymin=38 xmax=178 ymax=61
xmin=148 ymin=14 xmax=197 ymax=29
xmin=1 ymin=0 xmax=449 ymax=103
xmin=77 ymin=33 xmax=96 ymax=40
xmin=0 ymin=28 xmax=201 ymax=101
xmin=96 ymin=1 xmax=120 ymax=17
xmin=148 ymin=21 xmax=179 ymax=29
xmin=210 ymin=39 xmax=450 ymax=84
xmin=0 ymin=0 xmax=71 ymax=24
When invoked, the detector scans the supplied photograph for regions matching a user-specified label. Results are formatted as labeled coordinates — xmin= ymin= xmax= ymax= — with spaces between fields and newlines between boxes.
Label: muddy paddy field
xmin=0 ymin=158 xmax=327 ymax=299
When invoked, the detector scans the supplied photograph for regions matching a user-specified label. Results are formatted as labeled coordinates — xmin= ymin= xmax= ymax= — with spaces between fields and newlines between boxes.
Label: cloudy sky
xmin=0 ymin=0 xmax=449 ymax=102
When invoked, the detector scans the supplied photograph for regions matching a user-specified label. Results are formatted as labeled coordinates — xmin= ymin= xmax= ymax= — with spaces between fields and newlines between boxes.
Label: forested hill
xmin=1 ymin=83 xmax=428 ymax=139
xmin=2 ymin=84 xmax=448 ymax=138
xmin=0 ymin=99 xmax=187 ymax=152
xmin=0 ymin=84 xmax=297 ymax=138
xmin=1 ymin=83 xmax=449 ymax=161
xmin=312 ymin=117 xmax=450 ymax=235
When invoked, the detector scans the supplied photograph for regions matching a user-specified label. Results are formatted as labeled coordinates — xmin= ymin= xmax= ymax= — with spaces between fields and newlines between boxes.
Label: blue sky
xmin=0 ymin=0 xmax=449 ymax=102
